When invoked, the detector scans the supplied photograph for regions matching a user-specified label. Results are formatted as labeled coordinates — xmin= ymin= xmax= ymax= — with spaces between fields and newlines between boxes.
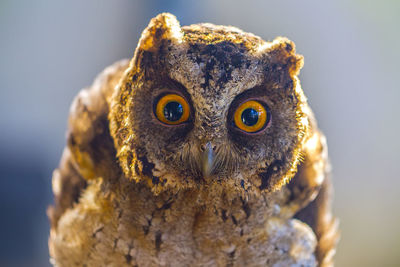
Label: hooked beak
xmin=200 ymin=142 xmax=216 ymax=178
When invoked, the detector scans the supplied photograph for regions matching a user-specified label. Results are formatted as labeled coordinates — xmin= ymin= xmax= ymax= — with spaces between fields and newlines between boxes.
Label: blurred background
xmin=1 ymin=0 xmax=399 ymax=266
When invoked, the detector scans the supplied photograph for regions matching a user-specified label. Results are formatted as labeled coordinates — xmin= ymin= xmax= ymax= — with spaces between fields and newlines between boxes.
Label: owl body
xmin=49 ymin=14 xmax=338 ymax=267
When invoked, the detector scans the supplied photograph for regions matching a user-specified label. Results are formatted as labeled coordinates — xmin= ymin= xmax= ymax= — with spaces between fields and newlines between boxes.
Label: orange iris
xmin=155 ymin=94 xmax=190 ymax=125
xmin=233 ymin=100 xmax=268 ymax=133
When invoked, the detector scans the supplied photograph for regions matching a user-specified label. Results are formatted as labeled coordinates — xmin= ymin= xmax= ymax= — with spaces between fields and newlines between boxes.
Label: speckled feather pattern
xmin=48 ymin=13 xmax=338 ymax=267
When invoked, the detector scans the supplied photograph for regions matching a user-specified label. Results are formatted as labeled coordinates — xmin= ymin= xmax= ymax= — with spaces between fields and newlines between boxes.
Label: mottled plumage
xmin=48 ymin=13 xmax=338 ymax=267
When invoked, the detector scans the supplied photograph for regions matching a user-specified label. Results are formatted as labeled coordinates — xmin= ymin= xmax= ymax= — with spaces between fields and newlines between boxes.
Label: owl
xmin=48 ymin=13 xmax=338 ymax=267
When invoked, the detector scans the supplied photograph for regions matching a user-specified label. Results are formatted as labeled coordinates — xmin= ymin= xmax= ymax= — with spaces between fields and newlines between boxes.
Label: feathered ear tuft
xmin=259 ymin=37 xmax=304 ymax=77
xmin=138 ymin=13 xmax=183 ymax=53
xmin=271 ymin=37 xmax=303 ymax=77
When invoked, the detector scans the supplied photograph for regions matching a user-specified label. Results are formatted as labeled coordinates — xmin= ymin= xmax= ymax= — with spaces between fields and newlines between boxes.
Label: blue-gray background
xmin=1 ymin=1 xmax=399 ymax=266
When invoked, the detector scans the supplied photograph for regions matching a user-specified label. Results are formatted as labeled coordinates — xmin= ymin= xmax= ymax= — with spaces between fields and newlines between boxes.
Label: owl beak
xmin=200 ymin=142 xmax=216 ymax=178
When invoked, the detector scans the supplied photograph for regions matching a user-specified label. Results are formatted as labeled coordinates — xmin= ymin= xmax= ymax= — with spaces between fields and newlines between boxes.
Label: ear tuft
xmin=138 ymin=13 xmax=183 ymax=52
xmin=263 ymin=37 xmax=304 ymax=77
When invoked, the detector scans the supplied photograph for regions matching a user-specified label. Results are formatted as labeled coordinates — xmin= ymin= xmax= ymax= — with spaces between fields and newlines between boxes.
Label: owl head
xmin=109 ymin=13 xmax=309 ymax=195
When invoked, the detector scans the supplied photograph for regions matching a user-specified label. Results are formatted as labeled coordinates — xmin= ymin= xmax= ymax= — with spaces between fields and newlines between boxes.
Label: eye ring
xmin=233 ymin=100 xmax=270 ymax=133
xmin=154 ymin=93 xmax=190 ymax=125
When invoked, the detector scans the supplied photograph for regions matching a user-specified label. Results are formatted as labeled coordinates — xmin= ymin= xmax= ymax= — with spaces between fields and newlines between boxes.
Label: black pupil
xmin=164 ymin=101 xmax=183 ymax=121
xmin=241 ymin=108 xmax=259 ymax=126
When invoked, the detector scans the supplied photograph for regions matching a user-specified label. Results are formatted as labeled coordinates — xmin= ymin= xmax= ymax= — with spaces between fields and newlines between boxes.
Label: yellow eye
xmin=233 ymin=100 xmax=269 ymax=133
xmin=155 ymin=94 xmax=190 ymax=125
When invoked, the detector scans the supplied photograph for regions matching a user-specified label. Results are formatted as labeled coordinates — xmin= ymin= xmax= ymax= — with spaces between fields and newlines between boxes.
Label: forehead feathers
xmin=133 ymin=13 xmax=303 ymax=116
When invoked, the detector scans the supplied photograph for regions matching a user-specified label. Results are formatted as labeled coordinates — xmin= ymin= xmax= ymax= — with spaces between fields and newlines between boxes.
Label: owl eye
xmin=154 ymin=93 xmax=190 ymax=125
xmin=233 ymin=100 xmax=270 ymax=133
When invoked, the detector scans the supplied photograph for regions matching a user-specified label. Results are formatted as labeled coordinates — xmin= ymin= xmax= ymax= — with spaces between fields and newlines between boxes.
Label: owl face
xmin=109 ymin=14 xmax=309 ymax=194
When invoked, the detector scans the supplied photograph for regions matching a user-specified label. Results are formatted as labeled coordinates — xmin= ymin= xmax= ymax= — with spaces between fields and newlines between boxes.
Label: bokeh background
xmin=1 ymin=0 xmax=399 ymax=266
